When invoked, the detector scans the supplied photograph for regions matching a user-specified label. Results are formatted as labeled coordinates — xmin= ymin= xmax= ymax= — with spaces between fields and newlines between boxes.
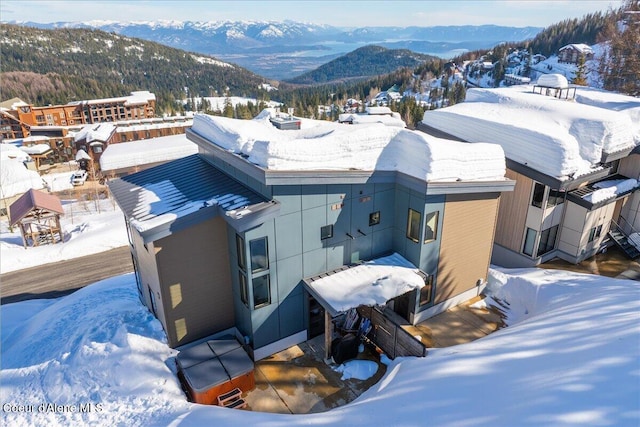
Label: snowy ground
xmin=0 ymin=197 xmax=128 ymax=274
xmin=1 ymin=262 xmax=638 ymax=425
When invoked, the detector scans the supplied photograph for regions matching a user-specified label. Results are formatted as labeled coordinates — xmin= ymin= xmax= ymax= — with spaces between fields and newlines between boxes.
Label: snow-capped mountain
xmin=8 ymin=20 xmax=542 ymax=79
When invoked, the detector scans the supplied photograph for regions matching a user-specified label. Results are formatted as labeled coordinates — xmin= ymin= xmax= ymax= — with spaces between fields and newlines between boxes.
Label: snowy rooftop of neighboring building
xmin=191 ymin=109 xmax=507 ymax=183
xmin=421 ymin=85 xmax=640 ymax=180
xmin=559 ymin=43 xmax=593 ymax=54
xmin=20 ymin=144 xmax=52 ymax=155
xmin=337 ymin=112 xmax=406 ymax=127
xmin=79 ymin=90 xmax=156 ymax=106
xmin=304 ymin=252 xmax=425 ymax=317
xmin=74 ymin=123 xmax=117 ymax=143
xmin=99 ymin=134 xmax=198 ymax=172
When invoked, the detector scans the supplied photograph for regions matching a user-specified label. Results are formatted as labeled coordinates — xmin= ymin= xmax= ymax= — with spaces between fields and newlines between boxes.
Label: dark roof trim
xmin=602 ymin=146 xmax=636 ymax=163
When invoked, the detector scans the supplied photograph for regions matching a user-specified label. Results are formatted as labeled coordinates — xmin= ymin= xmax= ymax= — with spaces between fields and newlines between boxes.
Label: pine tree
xmin=598 ymin=0 xmax=640 ymax=96
xmin=572 ymin=54 xmax=589 ymax=85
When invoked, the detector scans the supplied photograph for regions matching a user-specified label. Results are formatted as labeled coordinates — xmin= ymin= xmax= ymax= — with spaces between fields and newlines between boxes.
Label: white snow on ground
xmin=1 ymin=265 xmax=638 ymax=426
xmin=191 ymin=110 xmax=507 ymax=182
xmin=333 ymin=360 xmax=378 ymax=381
xmin=0 ymin=198 xmax=128 ymax=274
xmin=99 ymin=134 xmax=198 ymax=172
xmin=421 ymin=85 xmax=639 ymax=180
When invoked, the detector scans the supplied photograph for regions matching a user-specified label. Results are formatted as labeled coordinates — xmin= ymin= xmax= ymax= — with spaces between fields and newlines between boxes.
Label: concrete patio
xmin=241 ymin=295 xmax=505 ymax=414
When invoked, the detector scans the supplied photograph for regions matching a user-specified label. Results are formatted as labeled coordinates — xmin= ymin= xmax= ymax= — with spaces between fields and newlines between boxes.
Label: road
xmin=0 ymin=246 xmax=134 ymax=305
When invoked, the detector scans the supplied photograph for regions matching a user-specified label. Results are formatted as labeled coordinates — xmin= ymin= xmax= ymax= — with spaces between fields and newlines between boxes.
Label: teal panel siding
xmin=273 ymin=185 xmax=302 ymax=215
xmin=372 ymin=227 xmax=394 ymax=258
xmin=302 ymin=205 xmax=327 ymax=253
xmin=279 ymin=292 xmax=305 ymax=338
xmin=327 ymin=243 xmax=349 ymax=270
xmin=276 ymin=254 xmax=304 ymax=300
xmin=374 ymin=189 xmax=395 ymax=230
xmin=350 ymin=234 xmax=372 ymax=263
xmin=251 ymin=303 xmax=280 ymax=348
xmin=327 ymin=184 xmax=351 ymax=205
xmin=351 ymin=183 xmax=375 ymax=198
xmin=326 ymin=200 xmax=350 ymax=247
xmin=302 ymin=184 xmax=328 ymax=210
xmin=275 ymin=212 xmax=302 ymax=260
xmin=303 ymin=247 xmax=327 ymax=277
xmin=350 ymin=194 xmax=375 ymax=235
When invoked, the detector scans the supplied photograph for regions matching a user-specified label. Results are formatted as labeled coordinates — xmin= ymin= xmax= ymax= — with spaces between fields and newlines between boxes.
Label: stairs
xmin=608 ymin=229 xmax=640 ymax=259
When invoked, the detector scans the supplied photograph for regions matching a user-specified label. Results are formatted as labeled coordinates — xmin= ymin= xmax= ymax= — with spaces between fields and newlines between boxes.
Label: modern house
xmin=109 ymin=110 xmax=514 ymax=360
xmin=420 ymin=80 xmax=640 ymax=267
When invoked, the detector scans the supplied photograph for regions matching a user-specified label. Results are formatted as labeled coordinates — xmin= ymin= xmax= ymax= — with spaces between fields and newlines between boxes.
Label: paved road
xmin=0 ymin=246 xmax=134 ymax=305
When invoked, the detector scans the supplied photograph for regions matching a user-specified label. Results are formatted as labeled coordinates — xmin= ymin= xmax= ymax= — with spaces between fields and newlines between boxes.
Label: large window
xmin=424 ymin=211 xmax=439 ymax=243
xmin=523 ymin=228 xmax=537 ymax=256
xmin=531 ymin=182 xmax=545 ymax=208
xmin=407 ymin=209 xmax=421 ymax=243
xmin=537 ymin=225 xmax=559 ymax=256
xmin=252 ymin=275 xmax=271 ymax=308
xmin=250 ymin=237 xmax=269 ymax=273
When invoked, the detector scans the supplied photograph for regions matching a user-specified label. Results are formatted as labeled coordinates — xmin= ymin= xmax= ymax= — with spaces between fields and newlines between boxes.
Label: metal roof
xmin=108 ymin=154 xmax=279 ymax=242
xmin=9 ymin=188 xmax=64 ymax=226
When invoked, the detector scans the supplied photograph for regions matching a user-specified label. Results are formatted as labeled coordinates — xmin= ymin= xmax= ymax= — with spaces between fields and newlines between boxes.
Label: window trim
xmin=419 ymin=275 xmax=434 ymax=306
xmin=536 ymin=225 xmax=559 ymax=257
xmin=523 ymin=227 xmax=537 ymax=256
xmin=236 ymin=234 xmax=246 ymax=271
xmin=320 ymin=224 xmax=333 ymax=240
xmin=531 ymin=182 xmax=545 ymax=208
xmin=252 ymin=274 xmax=271 ymax=309
xmin=406 ymin=208 xmax=421 ymax=243
xmin=249 ymin=236 xmax=269 ymax=273
xmin=424 ymin=211 xmax=439 ymax=243
xmin=239 ymin=272 xmax=248 ymax=307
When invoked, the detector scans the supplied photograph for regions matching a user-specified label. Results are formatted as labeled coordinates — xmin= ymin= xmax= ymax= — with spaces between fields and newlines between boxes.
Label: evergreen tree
xmin=572 ymin=54 xmax=588 ymax=86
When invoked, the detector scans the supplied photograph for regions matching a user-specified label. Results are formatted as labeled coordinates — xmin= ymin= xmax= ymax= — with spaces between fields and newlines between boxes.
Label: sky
xmin=0 ymin=0 xmax=623 ymax=28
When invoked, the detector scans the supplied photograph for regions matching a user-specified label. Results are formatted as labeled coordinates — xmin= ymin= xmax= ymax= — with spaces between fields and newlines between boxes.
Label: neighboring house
xmin=420 ymin=81 xmax=640 ymax=267
xmin=558 ymin=44 xmax=594 ymax=64
xmin=109 ymin=111 xmax=514 ymax=360
xmin=73 ymin=123 xmax=118 ymax=165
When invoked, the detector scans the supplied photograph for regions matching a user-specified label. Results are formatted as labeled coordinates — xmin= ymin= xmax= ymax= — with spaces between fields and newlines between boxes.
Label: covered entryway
xmin=303 ymin=252 xmax=428 ymax=361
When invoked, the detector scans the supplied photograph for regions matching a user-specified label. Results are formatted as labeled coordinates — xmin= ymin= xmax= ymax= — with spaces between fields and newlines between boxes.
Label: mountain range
xmin=10 ymin=20 xmax=542 ymax=79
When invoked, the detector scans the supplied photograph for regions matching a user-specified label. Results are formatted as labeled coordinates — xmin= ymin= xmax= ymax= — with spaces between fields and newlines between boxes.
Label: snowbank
xmin=99 ymin=134 xmax=198 ymax=171
xmin=191 ymin=111 xmax=507 ymax=182
xmin=0 ymin=198 xmax=128 ymax=274
xmin=1 ymin=266 xmax=638 ymax=426
xmin=0 ymin=158 xmax=44 ymax=199
xmin=422 ymin=85 xmax=638 ymax=179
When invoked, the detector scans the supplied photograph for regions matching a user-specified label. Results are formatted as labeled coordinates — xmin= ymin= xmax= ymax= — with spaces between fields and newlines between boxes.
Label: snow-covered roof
xmin=99 ymin=134 xmax=198 ymax=171
xmin=583 ymin=178 xmax=640 ymax=204
xmin=74 ymin=123 xmax=117 ymax=143
xmin=304 ymin=252 xmax=425 ymax=317
xmin=191 ymin=110 xmax=507 ymax=183
xmin=421 ymin=85 xmax=639 ymax=180
xmin=337 ymin=113 xmax=406 ymax=127
xmin=84 ymin=90 xmax=156 ymax=106
xmin=0 ymin=158 xmax=45 ymax=199
xmin=366 ymin=106 xmax=393 ymax=115
xmin=0 ymin=143 xmax=31 ymax=162
xmin=559 ymin=43 xmax=593 ymax=54
xmin=20 ymin=144 xmax=52 ymax=155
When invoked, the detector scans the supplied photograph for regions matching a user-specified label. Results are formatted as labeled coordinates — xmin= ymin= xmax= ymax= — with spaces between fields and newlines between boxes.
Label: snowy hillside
xmin=1 ymin=266 xmax=638 ymax=426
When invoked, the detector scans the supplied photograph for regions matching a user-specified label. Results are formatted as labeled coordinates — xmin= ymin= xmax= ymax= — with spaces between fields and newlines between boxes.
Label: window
xmin=92 ymin=144 xmax=103 ymax=153
xmin=250 ymin=237 xmax=269 ymax=273
xmin=419 ymin=275 xmax=434 ymax=306
xmin=236 ymin=234 xmax=246 ymax=271
xmin=369 ymin=211 xmax=380 ymax=226
xmin=547 ymin=189 xmax=565 ymax=207
xmin=252 ymin=275 xmax=271 ymax=308
xmin=537 ymin=225 xmax=558 ymax=256
xmin=320 ymin=225 xmax=333 ymax=240
xmin=148 ymin=285 xmax=157 ymax=316
xmin=523 ymin=228 xmax=537 ymax=256
xmin=239 ymin=272 xmax=248 ymax=306
xmin=424 ymin=211 xmax=439 ymax=243
xmin=531 ymin=182 xmax=545 ymax=208
xmin=588 ymin=225 xmax=603 ymax=243
xmin=406 ymin=209 xmax=421 ymax=243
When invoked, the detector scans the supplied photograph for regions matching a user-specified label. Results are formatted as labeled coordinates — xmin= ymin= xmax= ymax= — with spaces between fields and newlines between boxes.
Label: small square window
xmin=321 ymin=225 xmax=333 ymax=240
xmin=369 ymin=211 xmax=380 ymax=226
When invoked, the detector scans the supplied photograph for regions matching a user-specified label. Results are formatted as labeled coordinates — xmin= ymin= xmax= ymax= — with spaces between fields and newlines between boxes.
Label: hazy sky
xmin=1 ymin=0 xmax=621 ymax=27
